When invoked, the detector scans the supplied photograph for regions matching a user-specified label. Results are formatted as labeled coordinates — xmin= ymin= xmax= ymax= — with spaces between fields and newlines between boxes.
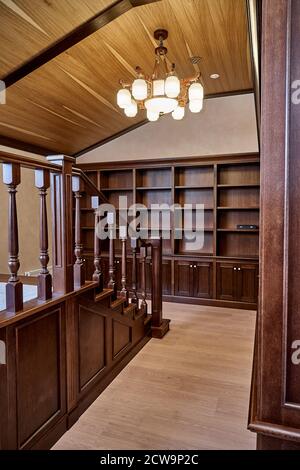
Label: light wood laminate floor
xmin=54 ymin=302 xmax=256 ymax=450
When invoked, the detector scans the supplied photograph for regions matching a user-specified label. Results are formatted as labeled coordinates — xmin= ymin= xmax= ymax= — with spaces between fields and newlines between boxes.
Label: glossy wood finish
xmin=3 ymin=163 xmax=23 ymax=313
xmin=0 ymin=0 xmax=253 ymax=155
xmin=48 ymin=156 xmax=75 ymax=294
xmin=79 ymin=154 xmax=259 ymax=310
xmin=35 ymin=169 xmax=52 ymax=300
xmin=72 ymin=176 xmax=86 ymax=288
xmin=120 ymin=235 xmax=129 ymax=306
xmin=91 ymin=196 xmax=103 ymax=293
xmin=2 ymin=1 xmax=158 ymax=88
xmin=0 ymin=151 xmax=155 ymax=450
xmin=248 ymin=0 xmax=300 ymax=450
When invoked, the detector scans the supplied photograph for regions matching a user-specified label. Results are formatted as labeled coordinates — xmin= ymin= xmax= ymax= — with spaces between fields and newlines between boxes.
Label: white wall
xmin=78 ymin=93 xmax=259 ymax=163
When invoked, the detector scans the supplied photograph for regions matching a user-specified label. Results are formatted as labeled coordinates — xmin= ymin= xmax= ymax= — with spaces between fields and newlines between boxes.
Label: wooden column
xmin=131 ymin=237 xmax=139 ymax=308
xmin=140 ymin=245 xmax=148 ymax=315
xmin=150 ymin=238 xmax=170 ymax=338
xmin=72 ymin=176 xmax=85 ymax=288
xmin=3 ymin=163 xmax=23 ymax=313
xmin=120 ymin=226 xmax=129 ymax=306
xmin=35 ymin=169 xmax=52 ymax=300
xmin=107 ymin=212 xmax=117 ymax=299
xmin=47 ymin=155 xmax=75 ymax=294
xmin=91 ymin=196 xmax=103 ymax=293
xmin=248 ymin=0 xmax=300 ymax=450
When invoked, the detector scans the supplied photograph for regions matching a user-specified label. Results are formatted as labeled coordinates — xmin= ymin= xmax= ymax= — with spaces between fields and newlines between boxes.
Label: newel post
xmin=150 ymin=237 xmax=170 ymax=338
xmin=47 ymin=155 xmax=75 ymax=294
xmin=3 ymin=163 xmax=23 ymax=313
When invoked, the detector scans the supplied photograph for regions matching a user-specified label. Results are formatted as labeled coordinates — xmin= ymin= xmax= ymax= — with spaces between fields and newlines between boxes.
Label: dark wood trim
xmin=0 ymin=135 xmax=54 ymax=157
xmin=76 ymin=152 xmax=260 ymax=170
xmin=74 ymin=89 xmax=255 ymax=158
xmin=1 ymin=0 xmax=161 ymax=89
xmin=249 ymin=421 xmax=300 ymax=444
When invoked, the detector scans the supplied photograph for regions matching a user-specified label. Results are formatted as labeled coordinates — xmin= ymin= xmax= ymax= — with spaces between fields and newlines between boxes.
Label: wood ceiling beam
xmin=0 ymin=135 xmax=54 ymax=156
xmin=1 ymin=0 xmax=161 ymax=89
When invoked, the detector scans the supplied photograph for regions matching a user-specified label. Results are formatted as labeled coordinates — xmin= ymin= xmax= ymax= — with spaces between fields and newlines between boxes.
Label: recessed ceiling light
xmin=210 ymin=73 xmax=220 ymax=79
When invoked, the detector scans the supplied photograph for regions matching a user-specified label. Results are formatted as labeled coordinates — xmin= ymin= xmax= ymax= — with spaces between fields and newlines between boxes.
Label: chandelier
xmin=116 ymin=29 xmax=204 ymax=122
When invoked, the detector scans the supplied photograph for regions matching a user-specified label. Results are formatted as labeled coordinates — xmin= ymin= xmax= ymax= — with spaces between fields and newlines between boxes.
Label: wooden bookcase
xmin=78 ymin=153 xmax=260 ymax=310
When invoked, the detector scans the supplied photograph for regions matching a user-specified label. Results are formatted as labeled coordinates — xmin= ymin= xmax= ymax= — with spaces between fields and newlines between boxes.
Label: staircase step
xmin=123 ymin=304 xmax=136 ymax=319
xmin=95 ymin=288 xmax=113 ymax=303
xmin=110 ymin=298 xmax=125 ymax=310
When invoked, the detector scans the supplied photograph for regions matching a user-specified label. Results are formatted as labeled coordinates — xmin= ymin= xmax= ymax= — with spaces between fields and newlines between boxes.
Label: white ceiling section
xmin=78 ymin=93 xmax=259 ymax=163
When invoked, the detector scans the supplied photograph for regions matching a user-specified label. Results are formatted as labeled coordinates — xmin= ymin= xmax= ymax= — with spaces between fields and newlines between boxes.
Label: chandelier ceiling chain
xmin=116 ymin=29 xmax=204 ymax=122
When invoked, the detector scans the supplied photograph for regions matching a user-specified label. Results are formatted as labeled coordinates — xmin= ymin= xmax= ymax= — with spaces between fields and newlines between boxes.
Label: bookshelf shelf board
xmin=217 ymin=184 xmax=260 ymax=188
xmin=217 ymin=206 xmax=260 ymax=210
xmin=101 ymin=187 xmax=133 ymax=191
xmin=175 ymin=185 xmax=214 ymax=189
xmin=217 ymin=228 xmax=259 ymax=233
xmin=136 ymin=186 xmax=172 ymax=190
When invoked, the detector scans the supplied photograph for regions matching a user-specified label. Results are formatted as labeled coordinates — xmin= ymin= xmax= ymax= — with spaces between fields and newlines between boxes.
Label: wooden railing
xmin=0 ymin=152 xmax=169 ymax=337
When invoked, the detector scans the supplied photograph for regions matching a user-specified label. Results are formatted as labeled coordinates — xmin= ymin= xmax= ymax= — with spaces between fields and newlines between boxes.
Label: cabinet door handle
xmin=238 ymin=267 xmax=241 ymax=271
xmin=194 ymin=265 xmax=197 ymax=268
xmin=233 ymin=267 xmax=237 ymax=271
xmin=190 ymin=265 xmax=193 ymax=268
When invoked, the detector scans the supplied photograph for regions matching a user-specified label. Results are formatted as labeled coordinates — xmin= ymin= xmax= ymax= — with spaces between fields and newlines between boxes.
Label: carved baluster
xmin=35 ymin=169 xmax=52 ymax=300
xmin=91 ymin=196 xmax=103 ymax=293
xmin=107 ymin=212 xmax=117 ymax=299
xmin=140 ymin=245 xmax=148 ymax=315
xmin=120 ymin=226 xmax=129 ymax=306
xmin=72 ymin=176 xmax=86 ymax=288
xmin=3 ymin=163 xmax=23 ymax=313
xmin=131 ymin=237 xmax=139 ymax=308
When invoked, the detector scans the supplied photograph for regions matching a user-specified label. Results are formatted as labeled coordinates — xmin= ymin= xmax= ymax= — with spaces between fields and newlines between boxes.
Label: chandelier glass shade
xmin=116 ymin=29 xmax=204 ymax=122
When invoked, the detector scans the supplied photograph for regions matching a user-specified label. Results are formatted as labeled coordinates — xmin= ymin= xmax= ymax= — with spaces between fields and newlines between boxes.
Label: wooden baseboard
xmin=162 ymin=295 xmax=257 ymax=311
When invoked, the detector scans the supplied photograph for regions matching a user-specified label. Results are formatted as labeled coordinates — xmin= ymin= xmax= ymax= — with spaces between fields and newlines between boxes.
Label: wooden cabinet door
xmin=217 ymin=263 xmax=236 ymax=301
xmin=174 ymin=260 xmax=193 ymax=297
xmin=162 ymin=260 xmax=172 ymax=296
xmin=236 ymin=263 xmax=258 ymax=304
xmin=193 ymin=262 xmax=213 ymax=299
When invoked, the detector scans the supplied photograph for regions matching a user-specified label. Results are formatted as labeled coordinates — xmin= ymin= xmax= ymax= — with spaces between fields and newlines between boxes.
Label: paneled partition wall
xmin=78 ymin=153 xmax=260 ymax=310
xmin=0 ymin=152 xmax=167 ymax=450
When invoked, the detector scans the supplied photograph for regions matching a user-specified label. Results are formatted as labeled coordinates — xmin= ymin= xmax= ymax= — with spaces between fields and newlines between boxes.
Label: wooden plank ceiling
xmin=0 ymin=0 xmax=253 ymax=156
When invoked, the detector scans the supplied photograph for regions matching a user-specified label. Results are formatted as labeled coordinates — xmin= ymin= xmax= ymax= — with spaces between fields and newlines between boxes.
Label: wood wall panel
xmin=14 ymin=307 xmax=66 ymax=448
xmin=79 ymin=305 xmax=106 ymax=390
xmin=113 ymin=319 xmax=132 ymax=359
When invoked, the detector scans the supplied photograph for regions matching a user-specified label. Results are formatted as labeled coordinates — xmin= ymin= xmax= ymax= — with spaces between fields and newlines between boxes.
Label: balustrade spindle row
xmin=2 ymin=163 xmax=150 ymax=316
